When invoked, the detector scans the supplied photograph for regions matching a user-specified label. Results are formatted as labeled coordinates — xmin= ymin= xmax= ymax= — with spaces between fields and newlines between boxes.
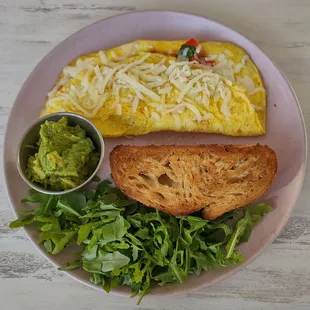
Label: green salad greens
xmin=10 ymin=179 xmax=272 ymax=304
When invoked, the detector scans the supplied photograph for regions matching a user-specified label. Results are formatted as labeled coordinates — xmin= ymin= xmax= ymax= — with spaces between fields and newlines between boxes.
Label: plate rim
xmin=3 ymin=10 xmax=308 ymax=298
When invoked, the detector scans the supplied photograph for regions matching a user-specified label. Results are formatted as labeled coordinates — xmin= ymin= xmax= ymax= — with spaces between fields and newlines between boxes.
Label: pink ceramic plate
xmin=4 ymin=11 xmax=307 ymax=297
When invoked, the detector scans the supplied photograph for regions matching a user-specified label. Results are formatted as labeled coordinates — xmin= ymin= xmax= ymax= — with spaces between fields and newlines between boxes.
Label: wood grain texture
xmin=1 ymin=0 xmax=310 ymax=309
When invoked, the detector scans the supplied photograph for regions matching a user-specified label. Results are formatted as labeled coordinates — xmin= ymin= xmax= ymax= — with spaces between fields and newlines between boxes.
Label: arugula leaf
xmin=39 ymin=196 xmax=58 ymax=216
xmin=21 ymin=192 xmax=58 ymax=217
xmin=22 ymin=192 xmax=49 ymax=204
xmin=77 ymin=223 xmax=93 ymax=245
xmin=90 ymin=272 xmax=102 ymax=284
xmin=132 ymin=245 xmax=139 ymax=261
xmin=80 ymin=210 xmax=120 ymax=219
xmin=56 ymin=199 xmax=81 ymax=217
xmin=87 ymin=228 xmax=102 ymax=251
xmin=100 ymin=216 xmax=130 ymax=244
xmin=63 ymin=192 xmax=87 ymax=212
xmin=84 ymin=189 xmax=96 ymax=200
xmin=58 ymin=260 xmax=82 ymax=271
xmin=52 ymin=231 xmax=77 ymax=254
xmin=40 ymin=223 xmax=53 ymax=231
xmin=239 ymin=226 xmax=253 ymax=243
xmin=102 ymin=277 xmax=111 ymax=293
xmin=44 ymin=239 xmax=53 ymax=253
xmin=153 ymin=270 xmax=175 ymax=286
xmin=137 ymin=282 xmax=150 ymax=305
xmin=249 ymin=203 xmax=273 ymax=216
xmin=9 ymin=214 xmax=35 ymax=228
xmin=134 ymin=227 xmax=150 ymax=240
xmin=35 ymin=215 xmax=53 ymax=223
xmin=92 ymin=175 xmax=101 ymax=183
xmin=226 ymin=214 xmax=249 ymax=259
xmin=9 ymin=180 xmax=273 ymax=305
xmin=83 ymin=250 xmax=130 ymax=273
xmin=96 ymin=180 xmax=112 ymax=195
xmin=226 ymin=204 xmax=273 ymax=258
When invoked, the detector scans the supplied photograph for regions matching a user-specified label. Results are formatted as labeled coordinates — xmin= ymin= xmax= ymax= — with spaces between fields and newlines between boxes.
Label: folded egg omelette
xmin=41 ymin=40 xmax=266 ymax=137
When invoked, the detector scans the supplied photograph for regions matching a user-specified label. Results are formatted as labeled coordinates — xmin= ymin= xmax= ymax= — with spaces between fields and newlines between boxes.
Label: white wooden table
xmin=1 ymin=1 xmax=309 ymax=309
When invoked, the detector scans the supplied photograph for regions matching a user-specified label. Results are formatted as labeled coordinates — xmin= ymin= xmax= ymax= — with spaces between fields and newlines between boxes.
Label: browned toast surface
xmin=110 ymin=144 xmax=277 ymax=219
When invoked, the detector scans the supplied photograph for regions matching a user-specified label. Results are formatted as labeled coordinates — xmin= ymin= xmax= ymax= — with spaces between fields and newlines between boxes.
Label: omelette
xmin=41 ymin=40 xmax=266 ymax=137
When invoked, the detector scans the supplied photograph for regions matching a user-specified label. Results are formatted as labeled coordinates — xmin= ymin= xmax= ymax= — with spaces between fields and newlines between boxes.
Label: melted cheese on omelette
xmin=41 ymin=40 xmax=266 ymax=137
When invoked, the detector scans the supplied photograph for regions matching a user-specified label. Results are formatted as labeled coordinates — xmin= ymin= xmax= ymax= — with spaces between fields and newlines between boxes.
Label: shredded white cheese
xmin=144 ymin=106 xmax=149 ymax=118
xmin=167 ymin=102 xmax=202 ymax=122
xmin=99 ymin=51 xmax=109 ymax=65
xmin=135 ymin=63 xmax=154 ymax=70
xmin=248 ymin=87 xmax=266 ymax=96
xmin=202 ymin=113 xmax=214 ymax=120
xmin=131 ymin=96 xmax=139 ymax=113
xmin=252 ymin=105 xmax=264 ymax=111
xmin=217 ymin=54 xmax=226 ymax=62
xmin=46 ymin=47 xmax=263 ymax=125
xmin=116 ymin=72 xmax=160 ymax=101
xmin=158 ymin=84 xmax=172 ymax=94
xmin=205 ymin=54 xmax=217 ymax=61
xmin=146 ymin=78 xmax=167 ymax=88
xmin=61 ymin=94 xmax=94 ymax=117
xmin=234 ymin=63 xmax=243 ymax=74
xmin=101 ymin=64 xmax=126 ymax=94
xmin=173 ymin=114 xmax=181 ymax=128
xmin=242 ymin=55 xmax=249 ymax=64
xmin=151 ymin=64 xmax=167 ymax=75
xmin=224 ymin=49 xmax=233 ymax=57
xmin=151 ymin=111 xmax=161 ymax=121
xmin=47 ymin=76 xmax=71 ymax=98
xmin=116 ymin=103 xmax=122 ymax=115
xmin=177 ymin=73 xmax=210 ymax=103
xmin=166 ymin=60 xmax=199 ymax=75
xmin=220 ymin=89 xmax=232 ymax=117
xmin=160 ymin=93 xmax=166 ymax=105
xmin=111 ymin=51 xmax=126 ymax=61
xmin=237 ymin=75 xmax=256 ymax=92
xmin=202 ymin=92 xmax=209 ymax=106
xmin=119 ymin=53 xmax=151 ymax=74
xmin=110 ymin=85 xmax=120 ymax=110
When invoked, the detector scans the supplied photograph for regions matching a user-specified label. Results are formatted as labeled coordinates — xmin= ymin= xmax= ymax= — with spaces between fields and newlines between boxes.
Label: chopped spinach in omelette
xmin=26 ymin=117 xmax=99 ymax=190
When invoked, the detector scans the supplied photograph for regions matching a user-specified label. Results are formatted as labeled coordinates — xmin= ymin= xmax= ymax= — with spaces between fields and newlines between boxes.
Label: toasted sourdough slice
xmin=110 ymin=144 xmax=277 ymax=219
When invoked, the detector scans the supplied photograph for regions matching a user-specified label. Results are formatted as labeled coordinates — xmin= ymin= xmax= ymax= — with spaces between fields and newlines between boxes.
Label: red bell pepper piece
xmin=184 ymin=38 xmax=199 ymax=47
xmin=205 ymin=60 xmax=215 ymax=67
xmin=197 ymin=50 xmax=207 ymax=58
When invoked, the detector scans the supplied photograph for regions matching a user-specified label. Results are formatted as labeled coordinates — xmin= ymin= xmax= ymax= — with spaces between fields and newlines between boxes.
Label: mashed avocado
xmin=26 ymin=117 xmax=99 ymax=190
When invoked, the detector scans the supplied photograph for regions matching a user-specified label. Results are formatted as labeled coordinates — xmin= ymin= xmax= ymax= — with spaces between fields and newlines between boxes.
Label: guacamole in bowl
xmin=17 ymin=112 xmax=104 ymax=194
xmin=26 ymin=117 xmax=99 ymax=190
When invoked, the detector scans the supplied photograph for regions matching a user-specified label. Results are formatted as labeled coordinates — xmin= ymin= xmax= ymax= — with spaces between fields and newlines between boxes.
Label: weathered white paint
xmin=1 ymin=1 xmax=310 ymax=309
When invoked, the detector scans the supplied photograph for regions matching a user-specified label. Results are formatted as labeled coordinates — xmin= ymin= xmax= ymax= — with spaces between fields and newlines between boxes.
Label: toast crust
xmin=110 ymin=144 xmax=277 ymax=219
